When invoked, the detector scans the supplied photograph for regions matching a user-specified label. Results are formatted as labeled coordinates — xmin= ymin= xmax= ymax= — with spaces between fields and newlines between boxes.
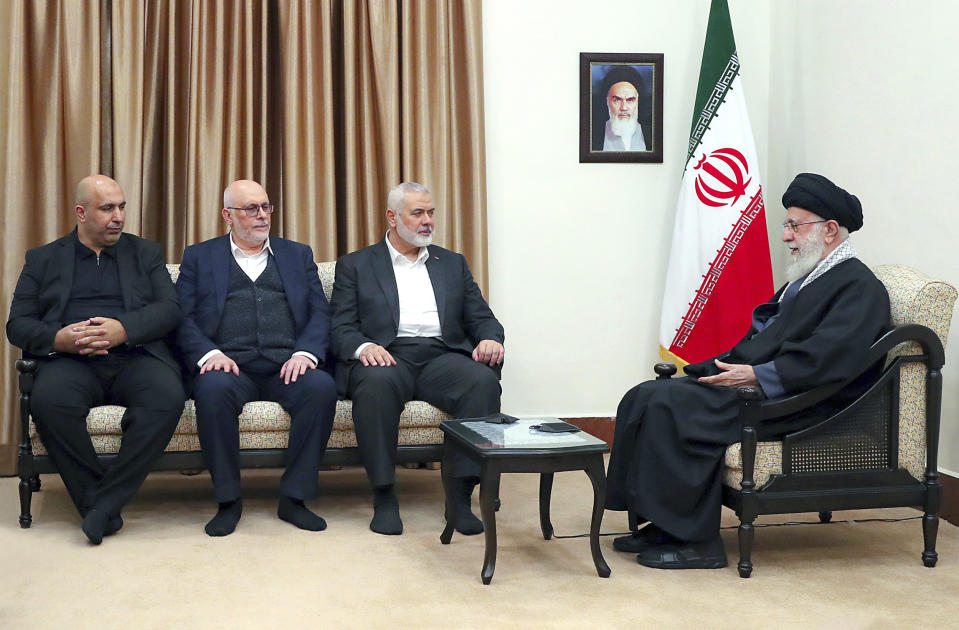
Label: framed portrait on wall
xmin=580 ymin=52 xmax=664 ymax=163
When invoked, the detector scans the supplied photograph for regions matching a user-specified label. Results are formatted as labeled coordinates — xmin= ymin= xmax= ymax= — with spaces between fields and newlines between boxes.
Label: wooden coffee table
xmin=439 ymin=418 xmax=611 ymax=584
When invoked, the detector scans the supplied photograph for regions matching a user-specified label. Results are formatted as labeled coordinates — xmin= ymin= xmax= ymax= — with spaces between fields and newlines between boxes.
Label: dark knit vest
xmin=213 ymin=255 xmax=296 ymax=372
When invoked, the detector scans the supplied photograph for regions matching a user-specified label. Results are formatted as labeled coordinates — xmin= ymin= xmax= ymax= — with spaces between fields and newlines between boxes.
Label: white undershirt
xmin=197 ymin=233 xmax=317 ymax=368
xmin=353 ymin=231 xmax=442 ymax=358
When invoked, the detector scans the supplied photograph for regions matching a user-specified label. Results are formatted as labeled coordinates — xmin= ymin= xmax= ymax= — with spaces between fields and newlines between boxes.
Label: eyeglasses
xmin=782 ymin=219 xmax=827 ymax=233
xmin=227 ymin=203 xmax=275 ymax=217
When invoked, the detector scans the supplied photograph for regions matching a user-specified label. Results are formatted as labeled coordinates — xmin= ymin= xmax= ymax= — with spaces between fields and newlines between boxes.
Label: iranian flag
xmin=659 ymin=0 xmax=773 ymax=367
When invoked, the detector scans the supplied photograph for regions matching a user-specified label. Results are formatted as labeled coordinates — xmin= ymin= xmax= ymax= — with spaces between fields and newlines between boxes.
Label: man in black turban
xmin=605 ymin=173 xmax=890 ymax=570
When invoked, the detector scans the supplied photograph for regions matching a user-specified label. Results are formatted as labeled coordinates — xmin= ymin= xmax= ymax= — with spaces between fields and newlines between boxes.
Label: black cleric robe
xmin=605 ymin=258 xmax=890 ymax=542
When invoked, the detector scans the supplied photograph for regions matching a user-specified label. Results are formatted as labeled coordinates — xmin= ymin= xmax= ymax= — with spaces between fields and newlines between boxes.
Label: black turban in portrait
xmin=781 ymin=173 xmax=863 ymax=232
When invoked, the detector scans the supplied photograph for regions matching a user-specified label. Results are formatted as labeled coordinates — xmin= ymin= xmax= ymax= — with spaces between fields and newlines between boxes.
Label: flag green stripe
xmin=689 ymin=0 xmax=737 ymax=139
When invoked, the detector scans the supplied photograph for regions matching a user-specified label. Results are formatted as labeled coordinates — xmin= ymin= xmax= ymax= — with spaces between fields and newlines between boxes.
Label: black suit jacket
xmin=330 ymin=239 xmax=504 ymax=393
xmin=174 ymin=234 xmax=332 ymax=376
xmin=6 ymin=230 xmax=182 ymax=374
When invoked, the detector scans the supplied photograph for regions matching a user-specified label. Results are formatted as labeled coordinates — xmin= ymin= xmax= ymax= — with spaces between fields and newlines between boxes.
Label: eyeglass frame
xmin=226 ymin=203 xmax=275 ymax=217
xmin=781 ymin=219 xmax=828 ymax=233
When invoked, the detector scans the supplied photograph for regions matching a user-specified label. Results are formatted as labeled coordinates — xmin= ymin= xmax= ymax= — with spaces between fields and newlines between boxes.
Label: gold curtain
xmin=0 ymin=0 xmax=487 ymax=475
xmin=0 ymin=0 xmax=105 ymax=473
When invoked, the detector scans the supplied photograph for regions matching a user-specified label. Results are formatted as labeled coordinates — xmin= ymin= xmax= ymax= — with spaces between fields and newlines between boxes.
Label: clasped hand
xmin=53 ymin=317 xmax=128 ymax=355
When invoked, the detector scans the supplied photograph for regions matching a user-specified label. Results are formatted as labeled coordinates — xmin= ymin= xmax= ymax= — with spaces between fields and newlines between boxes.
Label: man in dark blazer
xmin=331 ymin=182 xmax=505 ymax=536
xmin=6 ymin=175 xmax=185 ymax=545
xmin=176 ymin=179 xmax=337 ymax=537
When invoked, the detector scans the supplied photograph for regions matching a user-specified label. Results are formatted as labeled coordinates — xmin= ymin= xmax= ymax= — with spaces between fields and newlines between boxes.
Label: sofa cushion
xmin=30 ymin=400 xmax=451 ymax=455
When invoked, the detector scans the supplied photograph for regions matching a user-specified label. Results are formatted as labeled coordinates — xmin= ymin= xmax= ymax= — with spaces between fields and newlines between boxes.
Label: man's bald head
xmin=76 ymin=175 xmax=122 ymax=208
xmin=74 ymin=175 xmax=126 ymax=253
xmin=223 ymin=180 xmax=267 ymax=209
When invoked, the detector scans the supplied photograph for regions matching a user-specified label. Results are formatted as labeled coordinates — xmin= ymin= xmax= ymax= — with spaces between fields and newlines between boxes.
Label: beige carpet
xmin=2 ymin=465 xmax=958 ymax=629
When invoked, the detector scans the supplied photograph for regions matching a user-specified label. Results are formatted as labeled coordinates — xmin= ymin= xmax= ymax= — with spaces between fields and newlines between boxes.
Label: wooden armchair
xmin=656 ymin=264 xmax=956 ymax=577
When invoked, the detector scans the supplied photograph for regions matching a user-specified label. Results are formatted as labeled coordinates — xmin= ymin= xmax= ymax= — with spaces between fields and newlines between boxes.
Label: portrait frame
xmin=579 ymin=52 xmax=664 ymax=164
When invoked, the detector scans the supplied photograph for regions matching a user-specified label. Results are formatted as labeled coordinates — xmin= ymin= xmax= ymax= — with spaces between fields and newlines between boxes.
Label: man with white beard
xmin=605 ymin=173 xmax=890 ymax=570
xmin=602 ymin=80 xmax=647 ymax=151
xmin=331 ymin=182 xmax=505 ymax=536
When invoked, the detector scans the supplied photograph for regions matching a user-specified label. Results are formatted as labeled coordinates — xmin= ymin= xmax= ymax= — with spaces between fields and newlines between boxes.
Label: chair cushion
xmin=724 ymin=441 xmax=782 ymax=488
xmin=874 ymin=264 xmax=956 ymax=483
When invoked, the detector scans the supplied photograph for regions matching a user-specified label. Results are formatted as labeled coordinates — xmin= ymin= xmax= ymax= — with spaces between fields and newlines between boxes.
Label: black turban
xmin=603 ymin=65 xmax=645 ymax=98
xmin=781 ymin=173 xmax=863 ymax=232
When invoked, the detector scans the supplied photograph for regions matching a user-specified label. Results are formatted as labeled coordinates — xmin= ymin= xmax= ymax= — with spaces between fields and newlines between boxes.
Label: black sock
xmin=81 ymin=508 xmax=109 ymax=545
xmin=205 ymin=499 xmax=243 ymax=537
xmin=370 ymin=486 xmax=403 ymax=535
xmin=452 ymin=477 xmax=484 ymax=535
xmin=278 ymin=496 xmax=327 ymax=531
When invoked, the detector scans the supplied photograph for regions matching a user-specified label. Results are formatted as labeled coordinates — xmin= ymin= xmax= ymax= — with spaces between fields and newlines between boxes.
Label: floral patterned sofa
xmin=16 ymin=262 xmax=449 ymax=527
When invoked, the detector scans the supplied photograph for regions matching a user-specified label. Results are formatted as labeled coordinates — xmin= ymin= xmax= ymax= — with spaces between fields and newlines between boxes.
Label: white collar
xmin=230 ymin=233 xmax=272 ymax=258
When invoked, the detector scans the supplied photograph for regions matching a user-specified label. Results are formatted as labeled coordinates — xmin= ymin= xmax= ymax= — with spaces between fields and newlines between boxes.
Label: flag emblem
xmin=693 ymin=148 xmax=752 ymax=208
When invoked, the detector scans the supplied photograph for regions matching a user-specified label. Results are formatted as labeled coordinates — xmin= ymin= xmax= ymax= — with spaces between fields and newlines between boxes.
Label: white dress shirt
xmin=353 ymin=232 xmax=442 ymax=359
xmin=197 ymin=233 xmax=317 ymax=368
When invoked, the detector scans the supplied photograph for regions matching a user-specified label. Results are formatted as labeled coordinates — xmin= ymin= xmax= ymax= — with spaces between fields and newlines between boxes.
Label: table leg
xmin=539 ymin=473 xmax=554 ymax=540
xmin=479 ymin=464 xmax=500 ymax=585
xmin=584 ymin=456 xmax=611 ymax=578
xmin=439 ymin=437 xmax=456 ymax=545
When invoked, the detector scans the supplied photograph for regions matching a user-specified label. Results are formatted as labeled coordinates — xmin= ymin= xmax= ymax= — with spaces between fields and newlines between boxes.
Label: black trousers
xmin=347 ymin=338 xmax=501 ymax=487
xmin=606 ymin=377 xmax=819 ymax=542
xmin=192 ymin=366 xmax=337 ymax=503
xmin=30 ymin=351 xmax=185 ymax=518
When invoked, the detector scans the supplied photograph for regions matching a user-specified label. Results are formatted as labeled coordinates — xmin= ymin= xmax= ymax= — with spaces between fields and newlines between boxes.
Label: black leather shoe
xmin=612 ymin=523 xmax=674 ymax=553
xmin=636 ymin=535 xmax=727 ymax=570
xmin=104 ymin=515 xmax=123 ymax=536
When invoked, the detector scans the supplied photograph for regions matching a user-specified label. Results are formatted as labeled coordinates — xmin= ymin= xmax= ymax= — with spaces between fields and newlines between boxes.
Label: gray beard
xmin=608 ymin=106 xmax=638 ymax=139
xmin=784 ymin=238 xmax=825 ymax=283
xmin=395 ymin=220 xmax=432 ymax=248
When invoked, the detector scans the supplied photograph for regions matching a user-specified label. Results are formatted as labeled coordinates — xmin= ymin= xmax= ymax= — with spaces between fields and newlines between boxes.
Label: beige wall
xmin=482 ymin=0 xmax=959 ymax=473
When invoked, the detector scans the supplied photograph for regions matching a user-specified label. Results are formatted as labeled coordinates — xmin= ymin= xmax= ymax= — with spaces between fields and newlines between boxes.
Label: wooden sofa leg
xmin=19 ymin=476 xmax=33 ymax=528
xmin=922 ymin=512 xmax=939 ymax=568
xmin=737 ymin=521 xmax=754 ymax=578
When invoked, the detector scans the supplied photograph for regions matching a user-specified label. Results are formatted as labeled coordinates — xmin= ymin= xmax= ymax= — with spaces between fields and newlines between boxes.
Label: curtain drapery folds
xmin=0 ymin=0 xmax=488 ymax=474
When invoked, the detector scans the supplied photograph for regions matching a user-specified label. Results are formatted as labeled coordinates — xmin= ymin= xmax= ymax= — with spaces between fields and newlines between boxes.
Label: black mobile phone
xmin=484 ymin=413 xmax=519 ymax=424
xmin=533 ymin=421 xmax=581 ymax=433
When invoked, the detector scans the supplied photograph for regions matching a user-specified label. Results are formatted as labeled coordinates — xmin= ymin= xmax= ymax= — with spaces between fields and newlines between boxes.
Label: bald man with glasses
xmin=176 ymin=179 xmax=337 ymax=536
